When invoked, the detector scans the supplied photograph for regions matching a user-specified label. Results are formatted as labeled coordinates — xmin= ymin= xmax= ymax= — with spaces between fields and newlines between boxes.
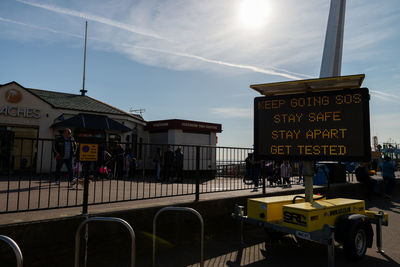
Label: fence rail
xmin=0 ymin=137 xmax=354 ymax=214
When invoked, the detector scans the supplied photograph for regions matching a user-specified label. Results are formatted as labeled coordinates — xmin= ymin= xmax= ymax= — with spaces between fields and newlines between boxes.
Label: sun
xmin=238 ymin=0 xmax=270 ymax=29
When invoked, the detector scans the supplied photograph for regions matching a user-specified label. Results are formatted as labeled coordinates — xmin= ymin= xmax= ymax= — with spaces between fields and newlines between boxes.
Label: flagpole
xmin=80 ymin=21 xmax=88 ymax=96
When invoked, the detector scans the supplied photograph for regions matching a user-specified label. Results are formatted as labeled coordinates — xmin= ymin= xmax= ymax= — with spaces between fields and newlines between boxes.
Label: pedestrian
xmin=153 ymin=148 xmax=163 ymax=181
xmin=125 ymin=147 xmax=136 ymax=179
xmin=111 ymin=143 xmax=124 ymax=179
xmin=380 ymin=156 xmax=397 ymax=199
xmin=100 ymin=146 xmax=112 ymax=179
xmin=243 ymin=153 xmax=254 ymax=184
xmin=163 ymin=145 xmax=175 ymax=182
xmin=175 ymin=147 xmax=184 ymax=182
xmin=270 ymin=161 xmax=281 ymax=185
xmin=298 ymin=161 xmax=304 ymax=184
xmin=252 ymin=158 xmax=261 ymax=191
xmin=262 ymin=161 xmax=274 ymax=181
xmin=53 ymin=128 xmax=77 ymax=185
xmin=280 ymin=160 xmax=292 ymax=188
xmin=355 ymin=162 xmax=377 ymax=200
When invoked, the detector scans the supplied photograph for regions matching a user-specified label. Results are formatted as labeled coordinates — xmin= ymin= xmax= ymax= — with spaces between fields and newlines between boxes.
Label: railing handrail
xmin=152 ymin=207 xmax=204 ymax=267
xmin=0 ymin=235 xmax=23 ymax=267
xmin=74 ymin=217 xmax=135 ymax=267
xmin=8 ymin=137 xmax=254 ymax=150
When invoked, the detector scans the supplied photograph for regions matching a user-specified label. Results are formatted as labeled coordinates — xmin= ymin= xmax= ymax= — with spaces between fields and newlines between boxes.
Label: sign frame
xmin=79 ymin=143 xmax=99 ymax=162
xmin=254 ymin=88 xmax=371 ymax=162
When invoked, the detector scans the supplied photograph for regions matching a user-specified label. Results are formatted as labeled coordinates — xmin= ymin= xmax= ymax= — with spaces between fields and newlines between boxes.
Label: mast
xmin=80 ymin=21 xmax=88 ymax=96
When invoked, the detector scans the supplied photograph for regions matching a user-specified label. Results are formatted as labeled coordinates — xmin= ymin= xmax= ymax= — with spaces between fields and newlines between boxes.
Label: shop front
xmin=0 ymin=81 xmax=146 ymax=174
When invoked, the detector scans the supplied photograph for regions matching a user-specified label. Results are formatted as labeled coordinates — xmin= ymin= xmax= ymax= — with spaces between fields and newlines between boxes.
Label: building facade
xmin=146 ymin=119 xmax=222 ymax=173
xmin=0 ymin=81 xmax=146 ymax=174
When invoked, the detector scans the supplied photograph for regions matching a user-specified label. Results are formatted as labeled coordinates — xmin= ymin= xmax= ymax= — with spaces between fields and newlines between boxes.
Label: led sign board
xmin=254 ymin=88 xmax=371 ymax=161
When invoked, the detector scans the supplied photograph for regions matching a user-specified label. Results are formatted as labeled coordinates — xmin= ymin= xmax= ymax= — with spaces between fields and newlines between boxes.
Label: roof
xmin=146 ymin=119 xmax=222 ymax=133
xmin=0 ymin=81 xmax=144 ymax=122
xmin=250 ymin=74 xmax=365 ymax=96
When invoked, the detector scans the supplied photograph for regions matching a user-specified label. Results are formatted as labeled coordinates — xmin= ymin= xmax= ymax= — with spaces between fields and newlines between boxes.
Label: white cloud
xmin=13 ymin=0 xmax=319 ymax=79
xmin=16 ymin=0 xmax=168 ymax=41
xmin=210 ymin=107 xmax=252 ymax=118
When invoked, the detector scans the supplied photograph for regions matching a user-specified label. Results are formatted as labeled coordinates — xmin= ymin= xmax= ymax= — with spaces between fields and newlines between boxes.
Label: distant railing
xmin=0 ymin=137 xmax=354 ymax=214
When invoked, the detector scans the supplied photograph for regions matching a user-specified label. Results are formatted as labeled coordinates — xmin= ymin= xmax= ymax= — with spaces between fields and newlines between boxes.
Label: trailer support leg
xmin=327 ymin=226 xmax=335 ymax=267
xmin=303 ymin=161 xmax=314 ymax=203
xmin=375 ymin=211 xmax=384 ymax=254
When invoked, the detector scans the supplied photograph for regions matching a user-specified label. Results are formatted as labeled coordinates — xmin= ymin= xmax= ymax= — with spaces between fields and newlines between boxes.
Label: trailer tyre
xmin=343 ymin=220 xmax=369 ymax=261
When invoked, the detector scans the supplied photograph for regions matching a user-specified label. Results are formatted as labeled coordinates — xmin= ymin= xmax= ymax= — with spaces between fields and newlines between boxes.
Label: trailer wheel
xmin=343 ymin=220 xmax=369 ymax=261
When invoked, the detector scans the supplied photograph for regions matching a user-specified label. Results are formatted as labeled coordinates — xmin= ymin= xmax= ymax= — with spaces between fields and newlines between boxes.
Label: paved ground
xmin=0 ymin=180 xmax=306 ymax=225
xmin=136 ymin=191 xmax=400 ymax=267
xmin=1 ymin=174 xmax=399 ymax=266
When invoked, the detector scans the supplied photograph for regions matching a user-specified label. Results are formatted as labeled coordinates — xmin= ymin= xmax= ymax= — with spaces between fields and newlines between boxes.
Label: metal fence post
xmin=262 ymin=176 xmax=266 ymax=194
xmin=195 ymin=146 xmax=200 ymax=201
xmin=82 ymin=163 xmax=89 ymax=214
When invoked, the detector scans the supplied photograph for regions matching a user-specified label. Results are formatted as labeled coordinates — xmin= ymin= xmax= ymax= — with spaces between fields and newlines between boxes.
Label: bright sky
xmin=1 ymin=0 xmax=399 ymax=148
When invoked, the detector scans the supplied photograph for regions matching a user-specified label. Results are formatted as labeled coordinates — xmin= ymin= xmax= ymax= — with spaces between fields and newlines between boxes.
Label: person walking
xmin=243 ymin=153 xmax=254 ymax=184
xmin=125 ymin=147 xmax=136 ymax=179
xmin=53 ymin=128 xmax=77 ymax=185
xmin=298 ymin=161 xmax=304 ymax=185
xmin=111 ymin=143 xmax=124 ymax=179
xmin=163 ymin=145 xmax=175 ymax=182
xmin=380 ymin=156 xmax=397 ymax=199
xmin=280 ymin=160 xmax=292 ymax=188
xmin=175 ymin=147 xmax=184 ymax=182
xmin=355 ymin=162 xmax=377 ymax=200
xmin=252 ymin=158 xmax=261 ymax=191
xmin=153 ymin=148 xmax=163 ymax=181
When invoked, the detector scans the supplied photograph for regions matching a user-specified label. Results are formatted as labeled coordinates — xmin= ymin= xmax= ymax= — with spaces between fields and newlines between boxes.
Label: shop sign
xmin=5 ymin=89 xmax=22 ymax=103
xmin=146 ymin=119 xmax=222 ymax=132
xmin=79 ymin=144 xmax=98 ymax=161
xmin=0 ymin=106 xmax=41 ymax=119
xmin=1 ymin=89 xmax=41 ymax=118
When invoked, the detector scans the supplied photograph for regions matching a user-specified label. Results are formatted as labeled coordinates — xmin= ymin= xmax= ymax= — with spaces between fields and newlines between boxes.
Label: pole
xmin=81 ymin=21 xmax=88 ymax=96
xmin=195 ymin=146 xmax=200 ymax=201
xmin=304 ymin=0 xmax=347 ymax=202
xmin=303 ymin=161 xmax=314 ymax=202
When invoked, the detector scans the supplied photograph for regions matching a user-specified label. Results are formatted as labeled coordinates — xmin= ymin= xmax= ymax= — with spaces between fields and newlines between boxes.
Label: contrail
xmin=370 ymin=90 xmax=400 ymax=102
xmin=16 ymin=0 xmax=168 ymax=41
xmin=2 ymin=13 xmax=309 ymax=80
xmin=0 ymin=16 xmax=82 ymax=38
xmin=370 ymin=90 xmax=400 ymax=100
xmin=124 ymin=43 xmax=307 ymax=80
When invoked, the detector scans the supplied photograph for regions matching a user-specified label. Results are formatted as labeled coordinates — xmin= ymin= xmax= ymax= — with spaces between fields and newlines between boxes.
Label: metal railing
xmin=152 ymin=207 xmax=204 ymax=267
xmin=74 ymin=217 xmax=136 ymax=267
xmin=0 ymin=137 xmax=355 ymax=214
xmin=0 ymin=235 xmax=23 ymax=267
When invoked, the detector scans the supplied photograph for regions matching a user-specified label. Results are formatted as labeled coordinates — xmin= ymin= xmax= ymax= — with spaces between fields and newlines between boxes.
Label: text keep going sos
xmin=258 ymin=93 xmax=362 ymax=110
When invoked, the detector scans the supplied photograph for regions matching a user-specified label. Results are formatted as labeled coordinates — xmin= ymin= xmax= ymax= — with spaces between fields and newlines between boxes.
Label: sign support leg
xmin=303 ymin=161 xmax=314 ymax=202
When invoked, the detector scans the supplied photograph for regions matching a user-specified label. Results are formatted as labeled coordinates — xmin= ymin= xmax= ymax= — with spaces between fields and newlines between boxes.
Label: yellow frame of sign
xmin=79 ymin=144 xmax=98 ymax=161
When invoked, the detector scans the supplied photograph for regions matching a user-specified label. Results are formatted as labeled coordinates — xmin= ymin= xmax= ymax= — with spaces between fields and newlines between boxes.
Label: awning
xmin=52 ymin=113 xmax=131 ymax=132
